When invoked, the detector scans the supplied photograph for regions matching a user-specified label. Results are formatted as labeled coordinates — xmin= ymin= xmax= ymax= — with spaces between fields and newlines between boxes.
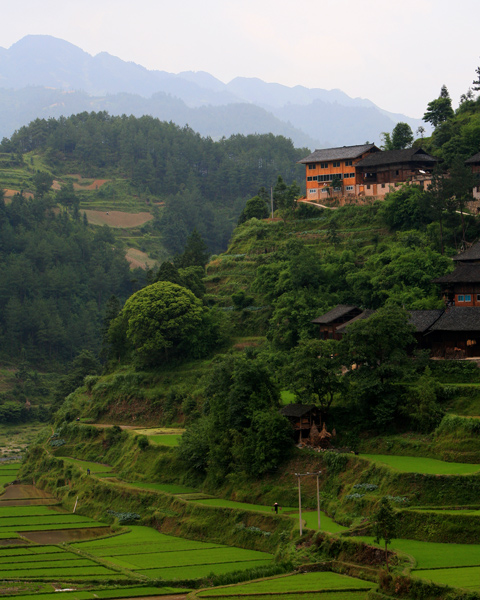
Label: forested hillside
xmin=1 ymin=112 xmax=307 ymax=255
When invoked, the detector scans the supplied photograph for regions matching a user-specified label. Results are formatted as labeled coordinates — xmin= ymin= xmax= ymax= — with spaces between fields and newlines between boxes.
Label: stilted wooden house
xmin=279 ymin=403 xmax=321 ymax=443
xmin=311 ymin=305 xmax=363 ymax=340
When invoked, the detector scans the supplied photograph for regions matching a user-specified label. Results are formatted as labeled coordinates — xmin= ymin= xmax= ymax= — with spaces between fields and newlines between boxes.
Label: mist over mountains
xmin=0 ymin=35 xmax=424 ymax=148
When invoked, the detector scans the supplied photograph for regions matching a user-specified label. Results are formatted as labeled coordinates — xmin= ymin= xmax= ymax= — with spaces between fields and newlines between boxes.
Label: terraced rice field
xmin=360 ymin=454 xmax=480 ymax=475
xmin=0 ymin=544 xmax=120 ymax=580
xmin=126 ymin=482 xmax=198 ymax=494
xmin=7 ymin=586 xmax=190 ymax=600
xmin=412 ymin=566 xmax=480 ymax=590
xmin=189 ymin=499 xmax=347 ymax=533
xmin=60 ymin=457 xmax=113 ymax=474
xmin=74 ymin=526 xmax=273 ymax=580
xmin=196 ymin=594 xmax=368 ymax=600
xmin=147 ymin=434 xmax=182 ymax=446
xmin=196 ymin=572 xmax=374 ymax=596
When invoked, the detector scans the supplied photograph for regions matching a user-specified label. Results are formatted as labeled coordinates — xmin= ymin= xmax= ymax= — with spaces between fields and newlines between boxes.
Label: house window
xmin=477 ymin=294 xmax=480 ymax=302
xmin=458 ymin=295 xmax=465 ymax=302
xmin=381 ymin=183 xmax=385 ymax=188
xmin=367 ymin=184 xmax=371 ymax=190
xmin=345 ymin=160 xmax=353 ymax=166
xmin=308 ymin=164 xmax=316 ymax=170
xmin=309 ymin=188 xmax=317 ymax=194
xmin=396 ymin=170 xmax=399 ymax=176
xmin=320 ymin=162 xmax=328 ymax=169
xmin=345 ymin=185 xmax=354 ymax=191
xmin=465 ymin=295 xmax=472 ymax=302
xmin=307 ymin=177 xmax=313 ymax=181
xmin=332 ymin=161 xmax=340 ymax=167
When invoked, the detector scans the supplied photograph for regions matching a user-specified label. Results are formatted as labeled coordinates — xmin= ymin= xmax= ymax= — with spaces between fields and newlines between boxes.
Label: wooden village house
xmin=298 ymin=144 xmax=438 ymax=203
xmin=311 ymin=242 xmax=480 ymax=360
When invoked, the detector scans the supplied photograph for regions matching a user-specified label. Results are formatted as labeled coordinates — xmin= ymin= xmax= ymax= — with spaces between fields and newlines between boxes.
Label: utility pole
xmin=294 ymin=471 xmax=322 ymax=536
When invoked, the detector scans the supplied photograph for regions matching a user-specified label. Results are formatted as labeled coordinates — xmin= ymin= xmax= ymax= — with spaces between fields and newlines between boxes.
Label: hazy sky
xmin=2 ymin=0 xmax=479 ymax=118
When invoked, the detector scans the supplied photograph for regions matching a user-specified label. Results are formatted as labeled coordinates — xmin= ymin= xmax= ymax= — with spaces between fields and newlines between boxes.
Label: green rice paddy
xmin=201 ymin=594 xmax=368 ymax=600
xmin=6 ymin=586 xmax=190 ymax=600
xmin=73 ymin=525 xmax=273 ymax=580
xmin=413 ymin=566 xmax=480 ymax=590
xmin=147 ymin=434 xmax=182 ymax=446
xmin=189 ymin=498 xmax=347 ymax=533
xmin=60 ymin=457 xmax=113 ymax=473
xmin=197 ymin=572 xmax=374 ymax=595
xmin=360 ymin=454 xmax=480 ymax=475
xmin=126 ymin=481 xmax=198 ymax=494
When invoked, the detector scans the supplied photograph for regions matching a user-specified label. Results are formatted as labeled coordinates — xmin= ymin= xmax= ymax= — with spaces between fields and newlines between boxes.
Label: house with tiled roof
xmin=311 ymin=243 xmax=480 ymax=359
xmin=298 ymin=144 xmax=380 ymax=202
xmin=298 ymin=145 xmax=438 ymax=203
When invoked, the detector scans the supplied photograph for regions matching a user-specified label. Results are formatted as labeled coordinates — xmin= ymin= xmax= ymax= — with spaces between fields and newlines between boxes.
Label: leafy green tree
xmin=285 ymin=339 xmax=344 ymax=415
xmin=391 ymin=122 xmax=414 ymax=149
xmin=373 ymin=498 xmax=397 ymax=571
xmin=178 ymin=353 xmax=292 ymax=482
xmin=238 ymin=195 xmax=269 ymax=223
xmin=120 ymin=281 xmax=203 ymax=366
xmin=404 ymin=367 xmax=444 ymax=433
xmin=32 ymin=171 xmax=53 ymax=199
xmin=423 ymin=85 xmax=454 ymax=128
xmin=175 ymin=228 xmax=209 ymax=268
xmin=56 ymin=182 xmax=79 ymax=212
xmin=155 ymin=261 xmax=183 ymax=286
xmin=341 ymin=305 xmax=415 ymax=429
xmin=382 ymin=123 xmax=413 ymax=150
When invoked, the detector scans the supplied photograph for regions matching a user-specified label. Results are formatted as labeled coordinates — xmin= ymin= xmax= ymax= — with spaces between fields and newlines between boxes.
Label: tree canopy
xmin=119 ymin=281 xmax=204 ymax=366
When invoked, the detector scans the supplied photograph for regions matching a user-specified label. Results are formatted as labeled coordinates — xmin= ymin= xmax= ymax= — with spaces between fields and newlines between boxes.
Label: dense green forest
xmin=0 ymin=112 xmax=307 ymax=255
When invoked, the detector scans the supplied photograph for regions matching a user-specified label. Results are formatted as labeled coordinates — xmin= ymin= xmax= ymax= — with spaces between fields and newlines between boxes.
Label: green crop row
xmin=0 ymin=558 xmax=101 ymax=571
xmin=87 ymin=541 xmax=224 ymax=557
xmin=0 ymin=565 xmax=117 ymax=578
xmin=196 ymin=594 xmax=368 ymax=600
xmin=0 ymin=515 xmax=94 ymax=525
xmin=0 ymin=586 xmax=190 ymax=600
xmin=0 ymin=552 xmax=83 ymax=564
xmin=137 ymin=559 xmax=273 ymax=580
xmin=0 ymin=506 xmax=60 ymax=517
xmin=103 ymin=547 xmax=271 ymax=570
xmin=198 ymin=572 xmax=374 ymax=596
xmin=125 ymin=482 xmax=198 ymax=494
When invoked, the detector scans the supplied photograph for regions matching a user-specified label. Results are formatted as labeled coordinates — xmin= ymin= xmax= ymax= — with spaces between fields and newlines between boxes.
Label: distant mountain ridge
xmin=0 ymin=35 xmax=425 ymax=148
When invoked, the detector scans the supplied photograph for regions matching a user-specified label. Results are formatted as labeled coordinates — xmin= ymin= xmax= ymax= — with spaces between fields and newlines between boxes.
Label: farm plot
xmin=126 ymin=482 xmax=198 ymax=494
xmin=196 ymin=572 xmax=374 ymax=596
xmin=189 ymin=499 xmax=347 ymax=533
xmin=357 ymin=536 xmax=480 ymax=569
xmin=74 ymin=525 xmax=273 ymax=580
xmin=360 ymin=454 xmax=480 ymax=475
xmin=195 ymin=594 xmax=368 ymax=600
xmin=412 ymin=566 xmax=480 ymax=590
xmin=60 ymin=457 xmax=113 ymax=474
xmin=0 ymin=544 xmax=120 ymax=581
xmin=148 ymin=435 xmax=182 ymax=446
xmin=6 ymin=586 xmax=190 ymax=600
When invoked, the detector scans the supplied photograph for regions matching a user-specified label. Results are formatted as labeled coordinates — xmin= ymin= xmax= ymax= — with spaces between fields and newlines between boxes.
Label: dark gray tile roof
xmin=298 ymin=144 xmax=378 ymax=164
xmin=465 ymin=152 xmax=480 ymax=164
xmin=452 ymin=242 xmax=480 ymax=262
xmin=432 ymin=263 xmax=480 ymax=284
xmin=311 ymin=305 xmax=360 ymax=324
xmin=428 ymin=307 xmax=480 ymax=332
xmin=335 ymin=309 xmax=375 ymax=333
xmin=355 ymin=148 xmax=439 ymax=168
xmin=409 ymin=310 xmax=444 ymax=332
xmin=280 ymin=404 xmax=317 ymax=418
